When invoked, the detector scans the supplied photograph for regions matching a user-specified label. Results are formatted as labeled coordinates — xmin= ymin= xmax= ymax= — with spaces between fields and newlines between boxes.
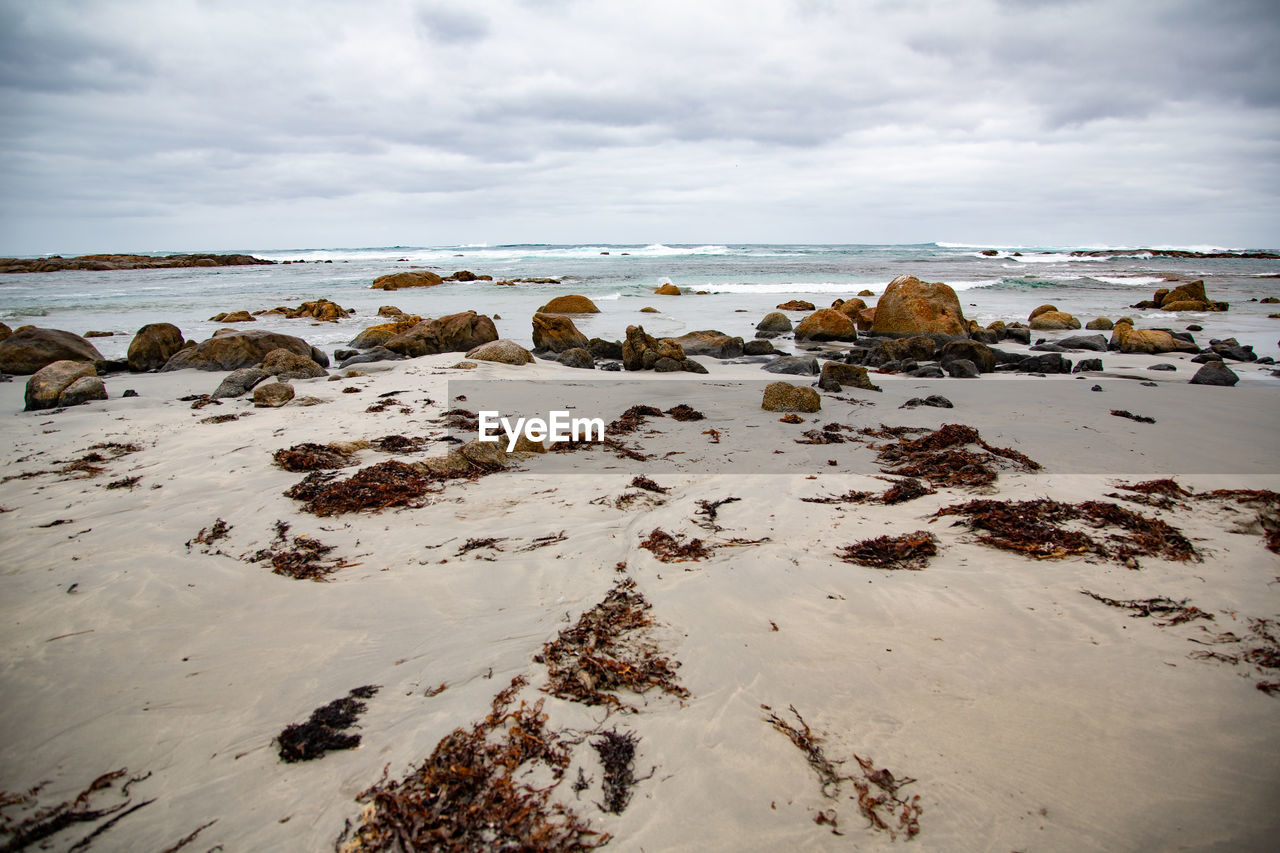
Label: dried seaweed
xmin=456 ymin=537 xmax=506 ymax=556
xmin=370 ymin=434 xmax=429 ymax=453
xmin=836 ymin=531 xmax=937 ymax=570
xmin=285 ymin=461 xmax=441 ymax=516
xmin=250 ymin=528 xmax=354 ymax=581
xmin=199 ymin=413 xmax=240 ymax=424
xmin=156 ymin=819 xmax=217 ymax=853
xmin=778 ymin=414 xmax=805 ymax=424
xmin=608 ymin=404 xmax=664 ymax=435
xmin=537 ymin=578 xmax=688 ymax=710
xmin=629 ymin=476 xmax=668 ymax=494
xmin=1081 ymin=590 xmax=1213 ymax=626
xmin=519 ymin=531 xmax=569 ymax=551
xmin=804 ymin=478 xmax=933 ymax=506
xmin=1111 ymin=409 xmax=1156 ymax=424
xmin=639 ymin=528 xmax=711 ymax=563
xmin=337 ymin=677 xmax=607 ymax=852
xmin=103 ymin=476 xmax=140 ymax=490
xmin=592 ymin=730 xmax=643 ymax=814
xmin=272 ymin=442 xmax=357 ymax=472
xmin=872 ymin=424 xmax=1040 ymax=490
xmin=764 ymin=705 xmax=843 ymax=796
xmin=186 ymin=518 xmax=231 ymax=552
xmin=695 ymin=496 xmax=740 ymax=529
xmin=1197 ymin=489 xmax=1280 ymax=554
xmin=664 ymin=404 xmax=705 ymax=421
xmin=795 ymin=423 xmax=853 ymax=445
xmin=278 ymin=686 xmax=380 ymax=762
xmin=0 ymin=768 xmax=152 ymax=853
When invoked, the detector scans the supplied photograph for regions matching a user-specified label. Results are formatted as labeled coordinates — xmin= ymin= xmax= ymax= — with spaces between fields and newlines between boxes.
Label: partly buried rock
xmin=537 ymin=295 xmax=599 ymax=313
xmin=776 ymin=300 xmax=815 ymax=311
xmin=338 ymin=346 xmax=402 ymax=369
xmin=59 ymin=376 xmax=108 ymax=407
xmin=938 ymin=339 xmax=996 ymax=373
xmin=0 ymin=327 xmax=105 ymax=375
xmin=1029 ymin=310 xmax=1081 ymax=331
xmin=383 ymin=311 xmax=498 ymax=357
xmin=261 ymin=348 xmax=327 ymax=380
xmin=532 ymin=312 xmax=589 ymax=353
xmin=558 ymin=348 xmax=595 ymax=369
xmin=127 ymin=322 xmax=185 ymax=372
xmin=466 ymin=339 xmax=533 ymax=365
xmin=743 ymin=339 xmax=777 ymax=355
xmin=587 ymin=338 xmax=624 ymax=359
xmin=1011 ymin=352 xmax=1073 ymax=374
xmin=1073 ymin=358 xmax=1103 ymax=372
xmin=622 ymin=325 xmax=699 ymax=372
xmin=762 ymin=381 xmax=821 ymax=413
xmin=371 ymin=270 xmax=443 ymax=290
xmin=163 ymin=330 xmax=313 ymax=372
xmin=1086 ymin=317 xmax=1114 ymax=331
xmin=794 ymin=308 xmax=858 ymax=342
xmin=762 ymin=355 xmax=819 ymax=375
xmin=943 ymin=359 xmax=980 ymax=378
xmin=654 ymin=283 xmax=682 ymax=295
xmin=1055 ymin=334 xmax=1108 ymax=352
xmin=818 ymin=361 xmax=881 ymax=392
xmin=212 ymin=367 xmax=269 ymax=398
xmin=1108 ymin=321 xmax=1198 ymax=355
xmin=253 ymin=381 xmax=295 ymax=407
xmin=24 ymin=361 xmax=104 ymax=411
xmin=209 ymin=310 xmax=256 ymax=323
xmin=670 ymin=330 xmax=744 ymax=358
xmin=756 ymin=312 xmax=793 ymax=336
xmin=870 ymin=275 xmax=967 ymax=337
xmin=1189 ymin=361 xmax=1239 ymax=386
xmin=349 ymin=316 xmax=423 ymax=350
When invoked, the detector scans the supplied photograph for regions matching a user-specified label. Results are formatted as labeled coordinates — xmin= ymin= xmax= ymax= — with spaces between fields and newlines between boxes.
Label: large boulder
xmin=1029 ymin=304 xmax=1059 ymax=321
xmin=161 ymin=330 xmax=313 ymax=372
xmin=371 ymin=270 xmax=443 ymax=290
xmin=868 ymin=335 xmax=935 ymax=366
xmin=350 ymin=316 xmax=423 ymax=350
xmin=587 ymin=338 xmax=624 ymax=359
xmin=818 ymin=361 xmax=881 ymax=392
xmin=654 ymin=283 xmax=682 ymax=295
xmin=1108 ymin=321 xmax=1198 ymax=355
xmin=870 ymin=275 xmax=967 ymax=337
xmin=537 ymin=295 xmax=599 ymax=314
xmin=1086 ymin=317 xmax=1114 ymax=331
xmin=261 ymin=348 xmax=327 ymax=380
xmin=531 ymin=313 xmax=589 ymax=353
xmin=1029 ymin=311 xmax=1082 ymax=331
xmin=794 ymin=309 xmax=858 ymax=342
xmin=622 ymin=325 xmax=686 ymax=371
xmin=762 ymin=355 xmax=819 ymax=375
xmin=762 ymin=381 xmax=820 ymax=413
xmin=466 ymin=339 xmax=533 ymax=365
xmin=670 ymin=330 xmax=744 ymax=358
xmin=0 ymin=327 xmax=105 ymax=375
xmin=938 ymin=339 xmax=996 ymax=373
xmin=756 ymin=312 xmax=793 ymax=334
xmin=1054 ymin=334 xmax=1108 ymax=352
xmin=832 ymin=298 xmax=868 ymax=318
xmin=24 ymin=361 xmax=99 ymax=411
xmin=127 ymin=323 xmax=185 ymax=372
xmin=384 ymin=311 xmax=498 ymax=357
xmin=1189 ymin=361 xmax=1239 ymax=386
xmin=1158 ymin=280 xmax=1219 ymax=312
xmin=59 ymin=376 xmax=108 ymax=407
xmin=0 ymin=322 xmax=10 ymax=342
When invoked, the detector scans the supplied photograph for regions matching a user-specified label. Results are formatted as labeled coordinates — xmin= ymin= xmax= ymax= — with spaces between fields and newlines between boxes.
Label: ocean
xmin=2 ymin=243 xmax=1278 ymax=363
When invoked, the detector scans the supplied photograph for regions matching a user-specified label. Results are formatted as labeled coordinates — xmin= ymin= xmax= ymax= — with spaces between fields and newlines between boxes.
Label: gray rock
xmin=1073 ymin=358 xmax=1103 ymax=372
xmin=907 ymin=365 xmax=945 ymax=378
xmin=309 ymin=346 xmax=330 ymax=368
xmin=587 ymin=338 xmax=624 ymax=359
xmin=24 ymin=360 xmax=97 ymax=411
xmin=212 ymin=367 xmax=269 ymax=398
xmin=558 ymin=347 xmax=595 ymax=369
xmin=756 ymin=311 xmax=793 ymax=333
xmin=1017 ymin=353 xmax=1073 ymax=374
xmin=900 ymin=395 xmax=953 ymax=409
xmin=762 ymin=355 xmax=819 ymax=375
xmin=338 ymin=346 xmax=403 ymax=369
xmin=943 ymin=359 xmax=979 ymax=378
xmin=653 ymin=357 xmax=683 ymax=372
xmin=742 ymin=339 xmax=776 ymax=355
xmin=58 ymin=376 xmax=107 ymax=407
xmin=598 ymin=361 xmax=622 ymax=372
xmin=1190 ymin=352 xmax=1223 ymax=364
xmin=680 ymin=358 xmax=709 ymax=374
xmin=1148 ymin=363 xmax=1177 ymax=371
xmin=1056 ymin=334 xmax=1109 ymax=352
xmin=122 ymin=389 xmax=139 ymax=398
xmin=1189 ymin=361 xmax=1239 ymax=386
xmin=1004 ymin=327 xmax=1031 ymax=345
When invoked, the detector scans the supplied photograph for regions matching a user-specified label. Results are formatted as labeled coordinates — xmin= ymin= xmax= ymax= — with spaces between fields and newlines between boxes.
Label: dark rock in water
xmin=1003 ymin=327 xmax=1032 ymax=345
xmin=598 ymin=361 xmax=622 ymax=371
xmin=843 ymin=347 xmax=869 ymax=365
xmin=1189 ymin=361 xmax=1239 ymax=386
xmin=1056 ymin=334 xmax=1108 ymax=352
xmin=1017 ymin=353 xmax=1073 ymax=374
xmin=742 ymin=339 xmax=776 ymax=356
xmin=310 ymin=346 xmax=330 ymax=368
xmin=1148 ymin=363 xmax=1177 ymax=371
xmin=1186 ymin=324 xmax=1203 ymax=331
xmin=558 ymin=347 xmax=595 ymax=369
xmin=334 ymin=349 xmax=357 ymax=362
xmin=944 ymin=359 xmax=980 ymax=378
xmin=907 ymin=365 xmax=946 ymax=378
xmin=762 ymin=355 xmax=819 ymax=375
xmin=1257 ymin=356 xmax=1275 ymax=365
xmin=213 ymin=367 xmax=269 ymax=398
xmin=939 ymin=339 xmax=995 ymax=372
xmin=988 ymin=347 xmax=1027 ymax=366
xmin=587 ymin=338 xmax=624 ymax=359
xmin=122 ymin=389 xmax=139 ymax=397
xmin=1091 ymin=384 xmax=1103 ymax=392
xmin=1073 ymin=358 xmax=1103 ymax=372
xmin=900 ymin=394 xmax=953 ymax=409
xmin=338 ymin=346 xmax=403 ymax=369
xmin=1029 ymin=342 xmax=1068 ymax=353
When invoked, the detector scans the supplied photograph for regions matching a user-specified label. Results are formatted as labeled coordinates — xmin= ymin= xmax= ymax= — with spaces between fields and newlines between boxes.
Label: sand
xmin=1 ymin=339 xmax=1278 ymax=851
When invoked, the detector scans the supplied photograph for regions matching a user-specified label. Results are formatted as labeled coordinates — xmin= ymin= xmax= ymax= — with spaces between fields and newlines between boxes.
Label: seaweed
xmin=199 ymin=413 xmax=240 ymax=424
xmin=795 ymin=423 xmax=852 ymax=445
xmin=272 ymin=442 xmax=357 ymax=472
xmin=702 ymin=427 xmax=721 ymax=443
xmin=872 ymin=424 xmax=1039 ymax=489
xmin=1080 ymin=590 xmax=1213 ymax=626
xmin=629 ymin=476 xmax=668 ymax=494
xmin=778 ymin=414 xmax=805 ymax=424
xmin=278 ymin=686 xmax=380 ymax=763
xmin=285 ymin=461 xmax=441 ymax=516
xmin=608 ymin=405 xmax=664 ymax=435
xmin=369 ymin=434 xmax=429 ymax=453
xmin=639 ymin=528 xmax=711 ymax=563
xmin=103 ymin=476 xmax=140 ymax=490
xmin=186 ymin=518 xmax=231 ymax=552
xmin=250 ymin=528 xmax=354 ymax=581
xmin=456 ymin=537 xmax=506 ymax=556
xmin=764 ymin=706 xmax=843 ymax=796
xmin=836 ymin=531 xmax=937 ymax=570
xmin=537 ymin=578 xmax=689 ymax=710
xmin=592 ymin=730 xmax=644 ymax=814
xmin=695 ymin=496 xmax=740 ymax=529
xmin=519 ymin=531 xmax=568 ymax=552
xmin=664 ymin=404 xmax=704 ymax=421
xmin=0 ymin=769 xmax=152 ymax=853
xmin=1198 ymin=489 xmax=1280 ymax=554
xmin=156 ymin=820 xmax=216 ymax=853
xmin=1111 ymin=409 xmax=1156 ymax=424
xmin=804 ymin=478 xmax=934 ymax=506
xmin=336 ymin=677 xmax=607 ymax=852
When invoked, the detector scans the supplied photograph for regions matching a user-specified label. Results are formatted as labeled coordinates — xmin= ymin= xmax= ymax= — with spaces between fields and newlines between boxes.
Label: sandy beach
xmin=2 ymin=303 xmax=1278 ymax=851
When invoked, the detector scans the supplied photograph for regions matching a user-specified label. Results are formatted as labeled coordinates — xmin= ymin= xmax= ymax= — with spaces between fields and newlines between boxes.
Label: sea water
xmin=1 ymin=243 xmax=1277 ymax=363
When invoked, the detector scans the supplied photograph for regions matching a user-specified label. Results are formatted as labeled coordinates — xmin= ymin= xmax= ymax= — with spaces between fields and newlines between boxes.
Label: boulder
xmin=970 ymin=328 xmax=999 ymax=345
xmin=868 ymin=335 xmax=936 ymax=366
xmin=640 ymin=306 xmax=659 ymax=313
xmin=776 ymin=299 xmax=816 ymax=311
xmin=819 ymin=361 xmax=881 ymax=391
xmin=1108 ymin=322 xmax=1198 ymax=355
xmin=1158 ymin=280 xmax=1215 ymax=311
xmin=1189 ymin=361 xmax=1239 ymax=386
xmin=253 ymin=382 xmax=295 ymax=407
xmin=1086 ymin=317 xmax=1114 ymax=330
xmin=762 ymin=381 xmax=821 ymax=413
xmin=1055 ymin=334 xmax=1108 ymax=352
xmin=350 ymin=317 xmax=423 ymax=350
xmin=0 ymin=327 xmax=105 ymax=375
xmin=743 ymin=339 xmax=777 ymax=355
xmin=443 ymin=270 xmax=492 ymax=282
xmin=1015 ymin=353 xmax=1073 ymax=374
xmin=558 ymin=348 xmax=595 ymax=369
xmin=944 ymin=359 xmax=980 ymax=378
xmin=377 ymin=305 xmax=404 ymax=317
xmin=291 ymin=299 xmax=350 ymax=321
xmin=531 ymin=313 xmax=590 ymax=353
xmin=0 ymin=322 xmax=10 ymax=341
xmin=209 ymin=311 xmax=256 ymax=323
xmin=587 ymin=338 xmax=624 ymax=359
xmin=832 ymin=297 xmax=867 ymax=318
xmin=537 ymin=295 xmax=600 ymax=314
xmin=671 ymin=330 xmax=744 ymax=358
xmin=24 ymin=361 xmax=98 ymax=410
xmin=870 ymin=275 xmax=967 ymax=337
xmin=1073 ymin=358 xmax=1103 ymax=372
xmin=907 ymin=365 xmax=946 ymax=378
xmin=762 ymin=355 xmax=819 ymax=375
xmin=466 ymin=339 xmax=534 ymax=365
xmin=1029 ymin=311 xmax=1081 ymax=330
xmin=212 ymin=367 xmax=269 ymax=398
xmin=384 ymin=311 xmax=498 ymax=357
xmin=1004 ymin=326 xmax=1031 ymax=345
xmin=756 ymin=312 xmax=792 ymax=333
xmin=371 ymin=270 xmax=443 ymax=290
xmin=127 ymin=323 xmax=185 ymax=372
xmin=338 ymin=347 xmax=403 ymax=369
xmin=61 ymin=376 xmax=108 ymax=406
xmin=1209 ymin=338 xmax=1257 ymax=362
xmin=162 ymin=330 xmax=313 ymax=372
xmin=1028 ymin=304 xmax=1058 ymax=321
xmin=855 ymin=307 xmax=876 ymax=331
xmin=261 ymin=348 xmax=327 ymax=379
xmin=622 ymin=325 xmax=686 ymax=371
xmin=938 ymin=339 xmax=996 ymax=373
xmin=654 ymin=283 xmax=682 ymax=295
xmin=794 ymin=309 xmax=858 ymax=342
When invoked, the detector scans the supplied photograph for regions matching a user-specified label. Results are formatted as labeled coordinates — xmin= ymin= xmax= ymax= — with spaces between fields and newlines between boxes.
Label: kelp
xmin=1080 ymin=591 xmax=1213 ymax=626
xmin=868 ymin=424 xmax=1040 ymax=489
xmin=1110 ymin=409 xmax=1156 ymax=424
xmin=250 ymin=525 xmax=354 ymax=581
xmin=285 ymin=461 xmax=441 ymax=516
xmin=592 ymin=730 xmax=645 ymax=814
xmin=664 ymin=404 xmax=705 ymax=421
xmin=0 ymin=769 xmax=153 ymax=853
xmin=278 ymin=686 xmax=379 ymax=762
xmin=804 ymin=478 xmax=934 ymax=506
xmin=639 ymin=528 xmax=711 ymax=563
xmin=836 ymin=531 xmax=937 ymax=570
xmin=272 ymin=442 xmax=357 ymax=472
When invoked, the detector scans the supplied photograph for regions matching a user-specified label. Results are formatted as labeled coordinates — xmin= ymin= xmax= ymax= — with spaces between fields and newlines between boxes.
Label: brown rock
xmin=857 ymin=289 xmax=875 ymax=297
xmin=0 ymin=327 xmax=104 ymax=375
xmin=670 ymin=330 xmax=744 ymax=358
xmin=253 ymin=382 xmax=295 ymax=407
xmin=1029 ymin=311 xmax=1081 ymax=330
xmin=819 ymin=361 xmax=881 ymax=391
xmin=371 ymin=270 xmax=444 ymax=290
xmin=161 ymin=330 xmax=313 ymax=372
xmin=654 ymin=283 xmax=682 ymax=295
xmin=939 ymin=339 xmax=996 ymax=373
xmin=1158 ymin=280 xmax=1207 ymax=308
xmin=776 ymin=299 xmax=815 ymax=311
xmin=1160 ymin=300 xmax=1212 ymax=312
xmin=756 ymin=312 xmax=793 ymax=333
xmin=762 ymin=381 xmax=821 ymax=412
xmin=377 ymin=305 xmax=404 ymax=317
xmin=538 ymin=295 xmax=600 ymax=313
xmin=261 ymin=348 xmax=327 ymax=379
xmin=870 ymin=275 xmax=967 ymax=337
xmin=0 ymin=322 xmax=10 ymax=342
xmin=795 ymin=308 xmax=858 ymax=342
xmin=384 ymin=311 xmax=498 ymax=357
xmin=832 ymin=297 xmax=867 ymax=318
xmin=1109 ymin=321 xmax=1198 ymax=354
xmin=24 ymin=361 xmax=97 ymax=411
xmin=531 ymin=313 xmax=589 ymax=353
xmin=855 ymin=307 xmax=876 ymax=331
xmin=466 ymin=339 xmax=533 ymax=365
xmin=209 ymin=311 xmax=256 ymax=323
xmin=350 ymin=317 xmax=423 ymax=350
xmin=640 ymin=306 xmax=659 ymax=313
xmin=623 ymin=325 xmax=686 ymax=371
xmin=1029 ymin=304 xmax=1058 ymax=321
xmin=127 ymin=323 xmax=185 ymax=372
xmin=291 ymin=299 xmax=350 ymax=321
xmin=83 ymin=331 xmax=113 ymax=338
xmin=1085 ymin=317 xmax=1114 ymax=330
xmin=878 ymin=335 xmax=936 ymax=362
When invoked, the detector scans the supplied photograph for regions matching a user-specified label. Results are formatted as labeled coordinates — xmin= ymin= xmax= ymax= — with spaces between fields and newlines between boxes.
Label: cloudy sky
xmin=1 ymin=0 xmax=1277 ymax=254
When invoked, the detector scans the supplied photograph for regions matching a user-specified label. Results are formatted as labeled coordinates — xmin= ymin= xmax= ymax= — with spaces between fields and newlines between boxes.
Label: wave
xmin=1006 ymin=253 xmax=1108 ymax=264
xmin=1091 ymin=276 xmax=1168 ymax=286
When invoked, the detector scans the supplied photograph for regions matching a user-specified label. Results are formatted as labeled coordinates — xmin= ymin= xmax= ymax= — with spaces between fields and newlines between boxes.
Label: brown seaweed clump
xmin=285 ymin=461 xmax=441 ymax=516
xmin=278 ymin=686 xmax=379 ymax=762
xmin=804 ymin=477 xmax=934 ymax=506
xmin=936 ymin=498 xmax=1198 ymax=564
xmin=251 ymin=524 xmax=354 ymax=581
xmin=836 ymin=530 xmax=938 ymax=570
xmin=608 ymin=404 xmax=664 ymax=435
xmin=1081 ymin=590 xmax=1214 ymax=626
xmin=336 ymin=677 xmax=607 ymax=852
xmin=0 ymin=768 xmax=154 ymax=853
xmin=639 ymin=528 xmax=712 ymax=563
xmin=873 ymin=424 xmax=1040 ymax=489
xmin=1188 ymin=617 xmax=1280 ymax=696
xmin=537 ymin=578 xmax=689 ymax=710
xmin=1198 ymin=489 xmax=1280 ymax=554
xmin=664 ymin=404 xmax=705 ymax=421
xmin=592 ymin=729 xmax=646 ymax=814
xmin=272 ymin=442 xmax=356 ymax=472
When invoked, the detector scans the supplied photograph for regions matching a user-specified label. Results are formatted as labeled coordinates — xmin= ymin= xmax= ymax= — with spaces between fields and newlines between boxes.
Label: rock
xmin=443 ymin=270 xmax=491 ymax=282
xmin=756 ymin=311 xmax=793 ymax=333
xmin=1030 ymin=343 xmax=1068 ymax=352
xmin=640 ymin=306 xmax=659 ymax=313
xmin=858 ymin=289 xmax=875 ymax=297
xmin=451 ymin=361 xmax=478 ymax=370
xmin=1261 ymin=297 xmax=1280 ymax=304
xmin=127 ymin=323 xmax=185 ymax=372
xmin=901 ymin=395 xmax=953 ymax=409
xmin=212 ymin=367 xmax=269 ymax=398
xmin=622 ymin=325 xmax=686 ymax=371
xmin=1186 ymin=324 xmax=1203 ymax=331
xmin=970 ymin=328 xmax=999 ymax=345
xmin=253 ymin=382 xmax=295 ymax=407
xmin=1004 ymin=327 xmax=1031 ymax=345
xmin=832 ymin=297 xmax=867 ymax=318
xmin=743 ymin=339 xmax=777 ymax=355
xmin=24 ymin=361 xmax=98 ymax=410
xmin=794 ymin=309 xmax=858 ymax=342
xmin=538 ymin=295 xmax=600 ymax=313
xmin=654 ymin=283 xmax=682 ymax=295
xmin=209 ymin=311 xmax=256 ymax=323
xmin=558 ymin=348 xmax=595 ymax=369
xmin=377 ymin=305 xmax=404 ymax=317
xmin=532 ymin=313 xmax=590 ymax=353
xmin=1158 ymin=280 xmax=1221 ymax=312
xmin=162 ymin=330 xmax=313 ymax=372
xmin=599 ymin=362 xmax=622 ymax=371
xmin=0 ymin=322 xmax=10 ymax=341
xmin=938 ymin=340 xmax=995 ymax=373
xmin=1091 ymin=384 xmax=1103 ymax=391
xmin=1029 ymin=311 xmax=1081 ymax=330
xmin=868 ymin=335 xmax=935 ymax=366
xmin=0 ymin=327 xmax=105 ymax=375
xmin=819 ymin=361 xmax=881 ymax=391
xmin=1073 ymin=358 xmax=1103 ymax=372
xmin=1013 ymin=353 xmax=1073 ymax=374
xmin=762 ymin=355 xmax=819 ymax=375
xmin=1109 ymin=321 xmax=1198 ymax=355
xmin=762 ymin=381 xmax=821 ymax=412
xmin=671 ymin=330 xmax=744 ymax=358
xmin=83 ymin=330 xmax=113 ymax=338
xmin=1148 ymin=363 xmax=1177 ymax=371
xmin=1053 ymin=334 xmax=1108 ymax=352
xmin=384 ymin=311 xmax=499 ymax=357
xmin=943 ymin=359 xmax=980 ymax=378
xmin=1209 ymin=338 xmax=1257 ymax=362
xmin=371 ymin=270 xmax=443 ymax=290
xmin=1189 ymin=361 xmax=1239 ymax=386
xmin=680 ymin=359 xmax=708 ymax=374
xmin=776 ymin=300 xmax=815 ymax=311
xmin=338 ymin=347 xmax=403 ymax=369
xmin=653 ymin=357 xmax=682 ymax=372
xmin=261 ymin=348 xmax=327 ymax=380
xmin=466 ymin=339 xmax=533 ymax=365
xmin=587 ymin=338 xmax=624 ymax=359
xmin=1029 ymin=304 xmax=1059 ymax=321
xmin=59 ymin=376 xmax=107 ymax=407
xmin=310 ymin=346 xmax=330 ymax=368
xmin=1190 ymin=352 xmax=1222 ymax=364
xmin=122 ymin=389 xmax=139 ymax=398
xmin=870 ymin=275 xmax=967 ymax=337
xmin=291 ymin=299 xmax=350 ymax=321
xmin=349 ymin=317 xmax=423 ymax=349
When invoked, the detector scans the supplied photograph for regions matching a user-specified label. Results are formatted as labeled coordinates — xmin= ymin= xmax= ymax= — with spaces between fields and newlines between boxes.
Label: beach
xmin=1 ymin=254 xmax=1279 ymax=851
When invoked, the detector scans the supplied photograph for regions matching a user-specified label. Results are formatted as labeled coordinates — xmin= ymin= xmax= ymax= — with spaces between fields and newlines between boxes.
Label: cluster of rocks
xmin=369 ymin=270 xmax=494 ymax=290
xmin=0 ymin=253 xmax=272 ymax=275
xmin=335 ymin=311 xmax=498 ymax=368
xmin=1129 ymin=280 xmax=1229 ymax=312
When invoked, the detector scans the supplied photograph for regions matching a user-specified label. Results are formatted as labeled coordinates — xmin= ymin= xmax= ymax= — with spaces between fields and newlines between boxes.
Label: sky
xmin=1 ymin=0 xmax=1277 ymax=254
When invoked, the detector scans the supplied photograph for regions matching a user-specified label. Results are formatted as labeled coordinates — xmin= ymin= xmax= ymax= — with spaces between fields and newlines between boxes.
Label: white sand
xmin=1 ymin=345 xmax=1278 ymax=851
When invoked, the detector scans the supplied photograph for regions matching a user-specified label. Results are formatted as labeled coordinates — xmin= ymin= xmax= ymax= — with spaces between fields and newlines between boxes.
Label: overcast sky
xmin=1 ymin=0 xmax=1277 ymax=254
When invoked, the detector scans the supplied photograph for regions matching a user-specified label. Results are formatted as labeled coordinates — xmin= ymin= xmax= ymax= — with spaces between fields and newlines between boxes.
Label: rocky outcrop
xmin=1108 ymin=321 xmax=1198 ymax=355
xmin=622 ymin=325 xmax=703 ymax=373
xmin=442 ymin=270 xmax=493 ymax=282
xmin=261 ymin=299 xmax=350 ymax=321
xmin=0 ymin=327 xmax=105 ymax=375
xmin=350 ymin=317 xmax=423 ymax=350
xmin=253 ymin=382 xmax=295 ymax=407
xmin=465 ymin=339 xmax=534 ymax=365
xmin=868 ymin=336 xmax=936 ymax=366
xmin=794 ymin=308 xmax=858 ymax=342
xmin=383 ymin=312 xmax=499 ymax=357
xmin=531 ymin=313 xmax=589 ymax=353
xmin=161 ymin=330 xmax=313 ymax=372
xmin=261 ymin=348 xmax=327 ymax=380
xmin=209 ymin=311 xmax=256 ymax=323
xmin=0 ymin=253 xmax=272 ymax=274
xmin=654 ymin=283 xmax=682 ymax=295
xmin=24 ymin=361 xmax=103 ymax=410
xmin=1131 ymin=280 xmax=1227 ymax=312
xmin=371 ymin=270 xmax=444 ymax=290
xmin=127 ymin=323 xmax=185 ymax=372
xmin=762 ymin=381 xmax=820 ymax=413
xmin=776 ymin=300 xmax=815 ymax=311
xmin=537 ymin=295 xmax=600 ymax=313
xmin=870 ymin=275 xmax=967 ymax=337
xmin=670 ymin=330 xmax=744 ymax=358
xmin=557 ymin=348 xmax=595 ymax=369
